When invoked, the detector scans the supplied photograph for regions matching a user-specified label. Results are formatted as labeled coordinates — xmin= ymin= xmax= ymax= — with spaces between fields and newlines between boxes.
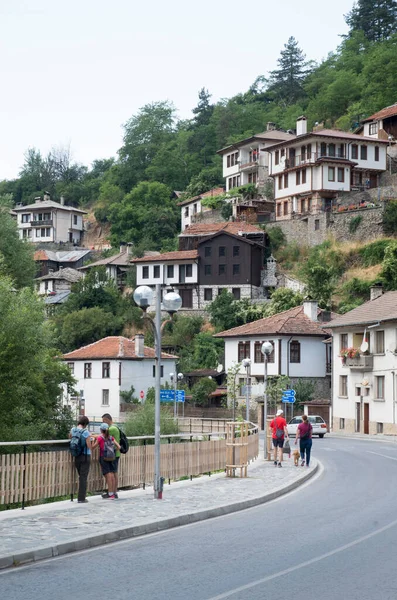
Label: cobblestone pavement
xmin=0 ymin=453 xmax=318 ymax=569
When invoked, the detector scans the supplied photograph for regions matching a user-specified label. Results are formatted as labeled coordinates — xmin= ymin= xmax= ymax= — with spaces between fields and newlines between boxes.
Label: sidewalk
xmin=0 ymin=454 xmax=319 ymax=570
xmin=329 ymin=431 xmax=397 ymax=443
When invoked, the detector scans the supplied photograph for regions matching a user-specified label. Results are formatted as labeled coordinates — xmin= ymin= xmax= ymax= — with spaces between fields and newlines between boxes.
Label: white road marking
xmin=366 ymin=450 xmax=397 ymax=461
xmin=206 ymin=516 xmax=397 ymax=600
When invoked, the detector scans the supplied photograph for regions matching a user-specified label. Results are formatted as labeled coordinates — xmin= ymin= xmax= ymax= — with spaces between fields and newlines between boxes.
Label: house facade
xmin=328 ymin=287 xmax=397 ymax=436
xmin=214 ymin=301 xmax=332 ymax=428
xmin=217 ymin=125 xmax=296 ymax=192
xmin=178 ymin=221 xmax=266 ymax=251
xmin=35 ymin=267 xmax=82 ymax=295
xmin=14 ymin=194 xmax=86 ymax=244
xmin=178 ymin=187 xmax=224 ymax=231
xmin=265 ymin=117 xmax=388 ymax=221
xmin=34 ymin=249 xmax=92 ymax=277
xmin=78 ymin=246 xmax=133 ymax=289
xmin=359 ymin=103 xmax=397 ymax=140
xmin=63 ymin=335 xmax=177 ymax=421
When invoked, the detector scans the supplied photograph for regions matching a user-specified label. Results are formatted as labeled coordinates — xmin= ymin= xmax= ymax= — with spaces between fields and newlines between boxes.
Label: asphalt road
xmin=2 ymin=437 xmax=397 ymax=600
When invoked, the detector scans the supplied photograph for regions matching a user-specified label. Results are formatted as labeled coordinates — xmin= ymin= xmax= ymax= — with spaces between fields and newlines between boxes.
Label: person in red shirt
xmin=295 ymin=414 xmax=313 ymax=467
xmin=270 ymin=409 xmax=289 ymax=467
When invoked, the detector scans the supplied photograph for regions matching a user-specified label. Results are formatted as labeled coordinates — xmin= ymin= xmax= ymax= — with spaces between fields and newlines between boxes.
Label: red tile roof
xmin=363 ymin=103 xmax=397 ymax=123
xmin=214 ymin=306 xmax=330 ymax=338
xmin=34 ymin=250 xmax=49 ymax=261
xmin=131 ymin=250 xmax=198 ymax=263
xmin=63 ymin=336 xmax=178 ymax=360
xmin=178 ymin=187 xmax=225 ymax=207
xmin=181 ymin=222 xmax=263 ymax=236
xmin=265 ymin=128 xmax=389 ymax=150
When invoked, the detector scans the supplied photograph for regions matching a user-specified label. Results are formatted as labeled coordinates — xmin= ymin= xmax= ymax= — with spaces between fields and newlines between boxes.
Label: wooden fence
xmin=0 ymin=428 xmax=259 ymax=507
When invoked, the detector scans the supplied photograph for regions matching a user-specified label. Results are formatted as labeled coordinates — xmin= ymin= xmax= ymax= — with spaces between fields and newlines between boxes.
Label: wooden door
xmin=355 ymin=402 xmax=361 ymax=433
xmin=180 ymin=288 xmax=192 ymax=308
xmin=370 ymin=173 xmax=377 ymax=188
xmin=364 ymin=403 xmax=369 ymax=434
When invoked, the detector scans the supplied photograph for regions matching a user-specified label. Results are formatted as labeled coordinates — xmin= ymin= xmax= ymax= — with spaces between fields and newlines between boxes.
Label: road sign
xmin=282 ymin=389 xmax=296 ymax=403
xmin=160 ymin=389 xmax=174 ymax=402
xmin=140 ymin=390 xmax=144 ymax=400
xmin=282 ymin=389 xmax=296 ymax=397
xmin=175 ymin=390 xmax=185 ymax=403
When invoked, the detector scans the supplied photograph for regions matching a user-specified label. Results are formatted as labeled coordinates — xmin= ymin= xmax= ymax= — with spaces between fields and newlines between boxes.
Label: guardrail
xmin=0 ymin=425 xmax=259 ymax=509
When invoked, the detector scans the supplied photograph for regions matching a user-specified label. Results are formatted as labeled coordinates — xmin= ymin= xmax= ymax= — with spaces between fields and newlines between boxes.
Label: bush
xmin=357 ymin=239 xmax=391 ymax=266
xmin=383 ymin=201 xmax=397 ymax=235
xmin=123 ymin=401 xmax=179 ymax=443
xmin=266 ymin=226 xmax=286 ymax=253
xmin=349 ymin=215 xmax=362 ymax=233
xmin=191 ymin=378 xmax=217 ymax=407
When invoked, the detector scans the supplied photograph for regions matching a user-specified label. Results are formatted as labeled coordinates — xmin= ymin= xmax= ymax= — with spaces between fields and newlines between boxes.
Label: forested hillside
xmin=1 ymin=0 xmax=397 ymax=254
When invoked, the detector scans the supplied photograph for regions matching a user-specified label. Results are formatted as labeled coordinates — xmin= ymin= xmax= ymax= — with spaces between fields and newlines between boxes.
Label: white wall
xmin=136 ymin=261 xmax=198 ymax=286
xmin=181 ymin=199 xmax=202 ymax=231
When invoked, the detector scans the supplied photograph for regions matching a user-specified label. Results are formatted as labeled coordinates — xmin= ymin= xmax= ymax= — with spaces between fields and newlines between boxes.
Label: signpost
xmin=281 ymin=389 xmax=296 ymax=420
xmin=140 ymin=390 xmax=145 ymax=401
xmin=160 ymin=389 xmax=175 ymax=402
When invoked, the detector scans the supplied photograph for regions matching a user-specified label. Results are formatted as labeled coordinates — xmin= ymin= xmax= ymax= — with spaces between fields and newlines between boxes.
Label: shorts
xmin=100 ymin=456 xmax=117 ymax=476
xmin=113 ymin=456 xmax=120 ymax=473
xmin=272 ymin=438 xmax=284 ymax=448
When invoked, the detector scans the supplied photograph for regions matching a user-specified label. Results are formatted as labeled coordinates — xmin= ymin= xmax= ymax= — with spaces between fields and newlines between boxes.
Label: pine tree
xmin=192 ymin=88 xmax=213 ymax=127
xmin=268 ymin=37 xmax=311 ymax=105
xmin=345 ymin=0 xmax=397 ymax=42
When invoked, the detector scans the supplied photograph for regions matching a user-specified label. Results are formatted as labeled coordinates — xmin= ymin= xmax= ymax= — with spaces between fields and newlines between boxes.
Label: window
xmin=283 ymin=201 xmax=288 ymax=216
xmin=227 ymin=155 xmax=231 ymax=168
xmin=142 ymin=266 xmax=149 ymax=279
xmin=339 ymin=375 xmax=348 ymax=397
xmin=102 ymin=390 xmax=110 ymax=406
xmin=284 ymin=173 xmax=288 ymax=188
xmin=233 ymin=264 xmax=240 ymax=276
xmin=356 ymin=386 xmax=361 ymax=397
xmin=375 ymin=376 xmax=385 ymax=400
xmin=204 ymin=288 xmax=213 ymax=301
xmin=290 ymin=340 xmax=301 ymax=363
xmin=281 ymin=149 xmax=285 ymax=158
xmin=254 ymin=341 xmax=275 ymax=363
xmin=377 ymin=422 xmax=383 ymax=434
xmin=351 ymin=145 xmax=358 ymax=159
xmin=167 ymin=265 xmax=174 ymax=278
xmin=340 ymin=333 xmax=348 ymax=350
xmin=328 ymin=167 xmax=335 ymax=182
xmin=73 ymin=215 xmax=78 ymax=225
xmin=301 ymin=146 xmax=306 ymax=161
xmin=204 ymin=265 xmax=212 ymax=276
xmin=193 ymin=204 xmax=197 ymax=214
xmin=186 ymin=264 xmax=193 ymax=277
xmin=248 ymin=172 xmax=258 ymax=184
xmin=369 ymin=123 xmax=378 ymax=135
xmin=84 ymin=363 xmax=92 ymax=379
xmin=219 ymin=246 xmax=226 ymax=257
xmin=238 ymin=341 xmax=250 ymax=361
xmin=41 ymin=228 xmax=46 ymax=237
xmin=337 ymin=168 xmax=345 ymax=183
xmin=307 ymin=143 xmax=312 ymax=157
xmin=337 ymin=144 xmax=344 ymax=158
xmin=296 ymin=171 xmax=301 ymax=185
xmin=102 ymin=362 xmax=110 ymax=378
xmin=320 ymin=143 xmax=327 ymax=156
xmin=302 ymin=169 xmax=307 ymax=184
xmin=153 ymin=365 xmax=164 ymax=378
xmin=301 ymin=199 xmax=306 ymax=213
xmin=233 ymin=246 xmax=240 ymax=257
xmin=228 ymin=178 xmax=233 ymax=191
xmin=315 ymin=219 xmax=320 ymax=231
xmin=231 ymin=288 xmax=240 ymax=300
xmin=184 ymin=207 xmax=189 ymax=217
xmin=375 ymin=146 xmax=379 ymax=161
xmin=204 ymin=246 xmax=211 ymax=258
xmin=277 ymin=203 xmax=282 ymax=217
xmin=219 ymin=264 xmax=226 ymax=275
xmin=218 ymin=288 xmax=225 ymax=295
xmin=275 ymin=150 xmax=280 ymax=165
xmin=278 ymin=176 xmax=283 ymax=190
xmin=67 ymin=362 xmax=74 ymax=374
xmin=360 ymin=145 xmax=367 ymax=160
xmin=153 ymin=265 xmax=160 ymax=279
xmin=329 ymin=143 xmax=336 ymax=157
xmin=375 ymin=330 xmax=385 ymax=354
xmin=22 ymin=214 xmax=30 ymax=223
xmin=340 ymin=418 xmax=345 ymax=430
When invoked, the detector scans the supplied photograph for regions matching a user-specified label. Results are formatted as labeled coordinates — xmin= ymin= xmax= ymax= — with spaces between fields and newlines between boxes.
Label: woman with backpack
xmin=69 ymin=416 xmax=94 ymax=504
xmin=295 ymin=414 xmax=313 ymax=467
xmin=92 ymin=422 xmax=120 ymax=499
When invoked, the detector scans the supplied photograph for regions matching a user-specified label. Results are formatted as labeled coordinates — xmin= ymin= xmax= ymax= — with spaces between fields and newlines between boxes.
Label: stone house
xmin=178 ymin=187 xmax=224 ymax=231
xmin=35 ymin=267 xmax=83 ymax=295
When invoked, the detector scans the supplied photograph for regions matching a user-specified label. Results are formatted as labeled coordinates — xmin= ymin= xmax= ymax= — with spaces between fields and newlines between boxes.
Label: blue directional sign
xmin=160 ymin=389 xmax=174 ymax=402
xmin=175 ymin=390 xmax=185 ymax=403
xmin=281 ymin=389 xmax=296 ymax=403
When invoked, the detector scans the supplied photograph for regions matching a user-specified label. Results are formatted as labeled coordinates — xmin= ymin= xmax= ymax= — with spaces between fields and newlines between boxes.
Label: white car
xmin=287 ymin=415 xmax=328 ymax=438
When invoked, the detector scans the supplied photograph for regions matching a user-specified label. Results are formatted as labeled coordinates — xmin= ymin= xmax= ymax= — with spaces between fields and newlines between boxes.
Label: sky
xmin=0 ymin=0 xmax=354 ymax=180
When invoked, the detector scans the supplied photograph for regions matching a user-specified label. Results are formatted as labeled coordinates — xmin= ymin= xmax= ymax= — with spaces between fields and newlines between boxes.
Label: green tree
xmin=207 ymin=292 xmax=243 ymax=331
xmin=383 ymin=201 xmax=397 ymax=235
xmin=268 ymin=37 xmax=311 ymax=105
xmin=293 ymin=379 xmax=316 ymax=411
xmin=267 ymin=375 xmax=291 ymax=411
xmin=191 ymin=378 xmax=217 ymax=407
xmin=123 ymin=401 xmax=178 ymax=444
xmin=267 ymin=288 xmax=304 ymax=315
xmin=0 ymin=196 xmax=36 ymax=288
xmin=380 ymin=241 xmax=397 ymax=290
xmin=345 ymin=0 xmax=397 ymax=42
xmin=56 ymin=307 xmax=124 ymax=352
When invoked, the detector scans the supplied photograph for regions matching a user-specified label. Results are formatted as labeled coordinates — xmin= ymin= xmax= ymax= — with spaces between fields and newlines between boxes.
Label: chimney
xmin=303 ymin=300 xmax=318 ymax=322
xmin=135 ymin=334 xmax=144 ymax=358
xmin=126 ymin=243 xmax=132 ymax=256
xmin=370 ymin=284 xmax=384 ymax=301
xmin=43 ymin=191 xmax=51 ymax=202
xmin=296 ymin=116 xmax=307 ymax=136
xmin=267 ymin=122 xmax=276 ymax=131
xmin=120 ymin=243 xmax=126 ymax=254
xmin=320 ymin=310 xmax=331 ymax=323
xmin=60 ymin=196 xmax=65 ymax=206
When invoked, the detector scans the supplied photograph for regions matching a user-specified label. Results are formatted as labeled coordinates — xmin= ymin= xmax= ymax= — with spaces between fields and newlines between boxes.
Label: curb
xmin=0 ymin=462 xmax=319 ymax=571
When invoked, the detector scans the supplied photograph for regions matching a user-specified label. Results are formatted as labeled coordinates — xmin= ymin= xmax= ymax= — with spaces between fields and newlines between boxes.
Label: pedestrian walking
xmin=270 ymin=409 xmax=289 ymax=468
xmin=70 ymin=416 xmax=93 ymax=504
xmin=101 ymin=413 xmax=121 ymax=498
xmin=295 ymin=414 xmax=313 ymax=467
xmin=92 ymin=423 xmax=120 ymax=499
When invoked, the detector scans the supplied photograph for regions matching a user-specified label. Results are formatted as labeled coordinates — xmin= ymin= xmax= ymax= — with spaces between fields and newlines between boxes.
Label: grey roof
xmin=217 ymin=130 xmax=296 ymax=154
xmin=79 ymin=251 xmax=132 ymax=270
xmin=13 ymin=200 xmax=86 ymax=214
xmin=34 ymin=249 xmax=92 ymax=262
xmin=36 ymin=268 xmax=83 ymax=283
xmin=44 ymin=290 xmax=71 ymax=305
xmin=327 ymin=291 xmax=397 ymax=328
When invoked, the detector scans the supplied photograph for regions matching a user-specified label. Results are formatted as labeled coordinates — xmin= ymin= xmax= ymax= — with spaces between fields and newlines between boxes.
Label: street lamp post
xmin=261 ymin=341 xmax=274 ymax=460
xmin=242 ymin=358 xmax=251 ymax=422
xmin=133 ymin=285 xmax=182 ymax=499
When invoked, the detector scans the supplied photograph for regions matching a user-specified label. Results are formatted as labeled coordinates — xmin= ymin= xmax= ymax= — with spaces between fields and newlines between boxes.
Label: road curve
xmin=2 ymin=437 xmax=397 ymax=600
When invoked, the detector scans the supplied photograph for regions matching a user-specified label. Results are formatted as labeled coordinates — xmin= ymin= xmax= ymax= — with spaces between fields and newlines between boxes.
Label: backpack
xmin=275 ymin=418 xmax=284 ymax=439
xmin=117 ymin=427 xmax=129 ymax=454
xmin=102 ymin=435 xmax=116 ymax=462
xmin=70 ymin=427 xmax=85 ymax=457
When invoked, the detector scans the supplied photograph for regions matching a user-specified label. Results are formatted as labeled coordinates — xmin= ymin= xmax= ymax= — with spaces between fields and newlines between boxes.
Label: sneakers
xmin=102 ymin=493 xmax=110 ymax=499
xmin=301 ymin=460 xmax=305 ymax=467
xmin=274 ymin=461 xmax=278 ymax=466
xmin=278 ymin=462 xmax=282 ymax=468
xmin=102 ymin=492 xmax=118 ymax=499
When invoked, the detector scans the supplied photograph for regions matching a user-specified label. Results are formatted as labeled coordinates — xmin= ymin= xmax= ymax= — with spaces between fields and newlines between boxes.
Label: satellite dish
xmin=360 ymin=341 xmax=368 ymax=353
xmin=216 ymin=364 xmax=223 ymax=373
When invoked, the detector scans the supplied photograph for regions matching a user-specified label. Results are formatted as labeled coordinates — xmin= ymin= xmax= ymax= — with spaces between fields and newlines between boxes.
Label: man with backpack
xmin=101 ymin=413 xmax=129 ymax=498
xmin=91 ymin=422 xmax=121 ymax=499
xmin=270 ymin=409 xmax=289 ymax=468
xmin=70 ymin=416 xmax=94 ymax=503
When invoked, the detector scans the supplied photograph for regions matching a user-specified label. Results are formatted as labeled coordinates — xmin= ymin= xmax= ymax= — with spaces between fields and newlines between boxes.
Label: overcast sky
xmin=0 ymin=0 xmax=354 ymax=179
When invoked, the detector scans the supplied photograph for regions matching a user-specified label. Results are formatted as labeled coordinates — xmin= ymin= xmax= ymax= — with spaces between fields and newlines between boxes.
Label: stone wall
xmin=328 ymin=207 xmax=384 ymax=242
xmin=191 ymin=209 xmax=225 ymax=224
xmin=332 ymin=416 xmax=397 ymax=436
xmin=266 ymin=213 xmax=329 ymax=247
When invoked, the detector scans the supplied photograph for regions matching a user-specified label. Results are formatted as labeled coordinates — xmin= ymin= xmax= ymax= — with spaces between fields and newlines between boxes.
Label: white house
xmin=178 ymin=187 xmax=224 ymax=231
xmin=78 ymin=245 xmax=133 ymax=289
xmin=358 ymin=103 xmax=397 ymax=140
xmin=265 ymin=116 xmax=388 ymax=220
xmin=63 ymin=335 xmax=177 ymax=421
xmin=217 ymin=125 xmax=296 ymax=192
xmin=214 ymin=301 xmax=332 ymax=428
xmin=14 ymin=194 xmax=86 ymax=244
xmin=327 ymin=287 xmax=397 ymax=436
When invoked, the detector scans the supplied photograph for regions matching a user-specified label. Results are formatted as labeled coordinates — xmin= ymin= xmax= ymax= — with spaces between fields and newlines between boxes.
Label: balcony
xmin=282 ymin=152 xmax=348 ymax=170
xmin=345 ymin=355 xmax=373 ymax=370
xmin=239 ymin=159 xmax=259 ymax=171
xmin=31 ymin=219 xmax=53 ymax=227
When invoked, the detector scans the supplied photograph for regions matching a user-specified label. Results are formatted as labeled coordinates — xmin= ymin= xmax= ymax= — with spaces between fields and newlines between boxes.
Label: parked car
xmin=287 ymin=415 xmax=328 ymax=438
